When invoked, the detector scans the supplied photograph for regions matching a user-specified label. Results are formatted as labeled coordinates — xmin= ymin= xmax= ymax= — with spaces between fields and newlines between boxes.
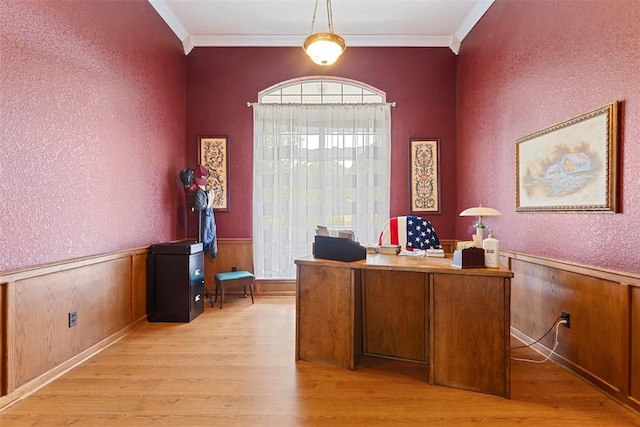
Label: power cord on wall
xmin=511 ymin=317 xmax=568 ymax=364
xmin=511 ymin=315 xmax=561 ymax=350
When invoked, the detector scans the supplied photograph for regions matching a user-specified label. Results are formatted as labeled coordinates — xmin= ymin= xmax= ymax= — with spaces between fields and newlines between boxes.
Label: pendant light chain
xmin=310 ymin=0 xmax=318 ymax=34
xmin=310 ymin=0 xmax=335 ymax=35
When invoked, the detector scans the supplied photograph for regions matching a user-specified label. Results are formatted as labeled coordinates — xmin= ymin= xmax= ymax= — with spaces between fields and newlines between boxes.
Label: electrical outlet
xmin=561 ymin=311 xmax=570 ymax=328
xmin=231 ymin=266 xmax=237 ymax=272
xmin=69 ymin=311 xmax=77 ymax=328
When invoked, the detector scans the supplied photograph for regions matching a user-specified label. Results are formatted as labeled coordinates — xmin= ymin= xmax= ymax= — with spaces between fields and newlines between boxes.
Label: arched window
xmin=259 ymin=76 xmax=386 ymax=104
xmin=253 ymin=77 xmax=392 ymax=279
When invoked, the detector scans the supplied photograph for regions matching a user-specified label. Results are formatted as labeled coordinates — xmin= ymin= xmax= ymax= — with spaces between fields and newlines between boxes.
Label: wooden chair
xmin=214 ymin=270 xmax=255 ymax=309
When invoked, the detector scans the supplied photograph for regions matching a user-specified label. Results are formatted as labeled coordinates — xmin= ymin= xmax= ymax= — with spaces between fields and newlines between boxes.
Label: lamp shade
xmin=303 ymin=32 xmax=346 ymax=66
xmin=459 ymin=206 xmax=502 ymax=217
xmin=459 ymin=205 xmax=502 ymax=240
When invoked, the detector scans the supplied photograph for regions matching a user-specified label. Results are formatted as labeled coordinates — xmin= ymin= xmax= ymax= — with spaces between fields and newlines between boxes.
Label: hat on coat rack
xmin=194 ymin=164 xmax=210 ymax=186
xmin=179 ymin=167 xmax=194 ymax=188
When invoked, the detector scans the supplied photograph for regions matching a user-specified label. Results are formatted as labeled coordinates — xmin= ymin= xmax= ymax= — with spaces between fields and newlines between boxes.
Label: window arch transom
xmin=258 ymin=76 xmax=386 ymax=105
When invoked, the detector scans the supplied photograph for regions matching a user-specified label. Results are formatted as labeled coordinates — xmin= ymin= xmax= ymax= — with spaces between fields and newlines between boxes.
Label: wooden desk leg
xmin=431 ymin=273 xmax=510 ymax=398
xmin=296 ymin=264 xmax=356 ymax=370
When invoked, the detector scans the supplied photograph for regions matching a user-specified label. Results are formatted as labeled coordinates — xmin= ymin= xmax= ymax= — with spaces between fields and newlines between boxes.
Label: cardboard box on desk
xmin=452 ymin=247 xmax=486 ymax=269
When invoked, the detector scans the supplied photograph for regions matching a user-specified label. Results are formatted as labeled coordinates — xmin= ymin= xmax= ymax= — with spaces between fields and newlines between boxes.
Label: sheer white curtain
xmin=253 ymin=103 xmax=391 ymax=279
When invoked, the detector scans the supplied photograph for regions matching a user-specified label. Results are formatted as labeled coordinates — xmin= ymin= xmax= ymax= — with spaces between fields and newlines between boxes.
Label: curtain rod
xmin=247 ymin=101 xmax=396 ymax=108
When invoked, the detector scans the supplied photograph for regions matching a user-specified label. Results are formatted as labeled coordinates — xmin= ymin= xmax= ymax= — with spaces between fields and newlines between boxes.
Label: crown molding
xmin=148 ymin=0 xmax=189 ymax=41
xmin=342 ymin=35 xmax=454 ymax=48
xmin=454 ymin=0 xmax=494 ymax=42
xmin=149 ymin=0 xmax=491 ymax=56
xmin=182 ymin=38 xmax=194 ymax=55
xmin=449 ymin=36 xmax=462 ymax=55
xmin=187 ymin=34 xmax=456 ymax=53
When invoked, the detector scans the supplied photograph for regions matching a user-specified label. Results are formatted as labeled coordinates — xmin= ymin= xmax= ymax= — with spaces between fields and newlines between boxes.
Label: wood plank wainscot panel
xmin=202 ymin=238 xmax=295 ymax=296
xmin=632 ymin=285 xmax=640 ymax=405
xmin=503 ymin=249 xmax=640 ymax=415
xmin=510 ymin=258 xmax=628 ymax=396
xmin=203 ymin=238 xmax=254 ymax=277
xmin=0 ymin=247 xmax=147 ymax=410
xmin=132 ymin=252 xmax=148 ymax=322
xmin=0 ymin=281 xmax=5 ymax=396
xmin=8 ymin=259 xmax=132 ymax=391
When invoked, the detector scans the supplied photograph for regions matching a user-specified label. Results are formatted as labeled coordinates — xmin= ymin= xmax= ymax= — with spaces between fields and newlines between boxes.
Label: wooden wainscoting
xmin=202 ymin=238 xmax=291 ymax=296
xmin=503 ymin=250 xmax=640 ymax=414
xmin=203 ymin=238 xmax=457 ymax=298
xmin=0 ymin=248 xmax=148 ymax=411
xmin=1 ymin=241 xmax=638 ymax=416
xmin=632 ymin=285 xmax=640 ymax=407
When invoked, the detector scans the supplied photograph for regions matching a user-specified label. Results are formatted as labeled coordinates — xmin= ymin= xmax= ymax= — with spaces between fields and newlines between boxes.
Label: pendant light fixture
xmin=303 ymin=0 xmax=346 ymax=66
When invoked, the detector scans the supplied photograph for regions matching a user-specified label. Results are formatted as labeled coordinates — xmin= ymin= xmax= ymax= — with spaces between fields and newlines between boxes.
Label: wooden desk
xmin=295 ymin=254 xmax=514 ymax=398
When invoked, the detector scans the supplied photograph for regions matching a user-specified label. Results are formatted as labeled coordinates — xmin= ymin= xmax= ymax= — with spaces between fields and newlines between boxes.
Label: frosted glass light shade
xmin=303 ymin=32 xmax=346 ymax=66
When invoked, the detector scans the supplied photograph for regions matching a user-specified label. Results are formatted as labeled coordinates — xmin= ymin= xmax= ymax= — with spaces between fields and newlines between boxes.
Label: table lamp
xmin=459 ymin=205 xmax=502 ymax=240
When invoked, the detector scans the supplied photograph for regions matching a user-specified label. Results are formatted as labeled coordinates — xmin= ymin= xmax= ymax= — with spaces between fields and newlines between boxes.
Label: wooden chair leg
xmin=213 ymin=275 xmax=255 ymax=309
xmin=205 ymin=286 xmax=214 ymax=307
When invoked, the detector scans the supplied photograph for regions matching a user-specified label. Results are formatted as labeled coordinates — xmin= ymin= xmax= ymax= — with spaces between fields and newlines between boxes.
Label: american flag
xmin=378 ymin=216 xmax=441 ymax=250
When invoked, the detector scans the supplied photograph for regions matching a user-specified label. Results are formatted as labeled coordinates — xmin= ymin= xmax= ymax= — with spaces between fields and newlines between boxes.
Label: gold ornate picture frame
xmin=198 ymin=135 xmax=230 ymax=212
xmin=409 ymin=138 xmax=441 ymax=214
xmin=516 ymin=101 xmax=619 ymax=213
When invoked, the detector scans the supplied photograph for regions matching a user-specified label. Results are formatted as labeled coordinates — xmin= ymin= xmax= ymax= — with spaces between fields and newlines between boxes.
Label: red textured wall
xmin=457 ymin=0 xmax=640 ymax=274
xmin=0 ymin=0 xmax=187 ymax=272
xmin=186 ymin=47 xmax=458 ymax=240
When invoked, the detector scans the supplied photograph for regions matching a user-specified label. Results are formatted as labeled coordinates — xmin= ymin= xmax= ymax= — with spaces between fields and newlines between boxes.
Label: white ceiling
xmin=149 ymin=0 xmax=494 ymax=55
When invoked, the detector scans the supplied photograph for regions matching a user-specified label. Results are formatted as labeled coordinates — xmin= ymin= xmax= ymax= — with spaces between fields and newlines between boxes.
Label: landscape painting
xmin=516 ymin=102 xmax=619 ymax=212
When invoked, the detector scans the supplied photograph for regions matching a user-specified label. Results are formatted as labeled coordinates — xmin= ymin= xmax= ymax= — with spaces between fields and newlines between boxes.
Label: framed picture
xmin=409 ymin=138 xmax=441 ymax=214
xmin=198 ymin=135 xmax=230 ymax=212
xmin=516 ymin=102 xmax=619 ymax=213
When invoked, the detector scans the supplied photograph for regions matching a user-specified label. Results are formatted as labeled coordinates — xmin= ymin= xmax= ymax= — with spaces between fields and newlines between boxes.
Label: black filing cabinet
xmin=147 ymin=242 xmax=205 ymax=322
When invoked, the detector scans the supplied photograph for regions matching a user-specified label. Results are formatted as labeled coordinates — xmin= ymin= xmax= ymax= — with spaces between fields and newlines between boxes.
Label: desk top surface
xmin=295 ymin=253 xmax=514 ymax=278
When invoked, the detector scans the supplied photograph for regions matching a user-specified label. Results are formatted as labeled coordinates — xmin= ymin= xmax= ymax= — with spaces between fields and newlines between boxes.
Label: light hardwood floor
xmin=1 ymin=296 xmax=639 ymax=426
